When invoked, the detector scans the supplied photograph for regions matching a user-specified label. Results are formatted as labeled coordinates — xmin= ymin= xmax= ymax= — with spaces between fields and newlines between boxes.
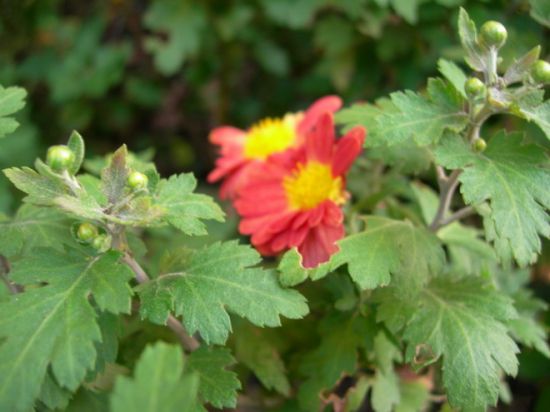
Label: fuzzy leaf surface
xmin=371 ymin=80 xmax=467 ymax=147
xmin=138 ymin=241 xmax=309 ymax=344
xmin=333 ymin=216 xmax=444 ymax=292
xmin=156 ymin=173 xmax=224 ymax=235
xmin=0 ymin=250 xmax=133 ymax=412
xmin=376 ymin=277 xmax=519 ymax=412
xmin=435 ymin=131 xmax=550 ymax=266
xmin=187 ymin=347 xmax=241 ymax=409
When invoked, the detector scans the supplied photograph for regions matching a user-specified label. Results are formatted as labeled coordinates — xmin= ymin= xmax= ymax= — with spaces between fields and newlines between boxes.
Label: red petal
xmin=332 ymin=127 xmax=366 ymax=176
xmin=305 ymin=113 xmax=335 ymax=164
xmin=297 ymin=96 xmax=342 ymax=137
xmin=210 ymin=126 xmax=246 ymax=145
xmin=298 ymin=222 xmax=344 ymax=268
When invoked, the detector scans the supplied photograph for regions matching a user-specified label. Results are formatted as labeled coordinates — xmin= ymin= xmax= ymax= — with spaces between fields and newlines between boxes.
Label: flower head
xmin=234 ymin=113 xmax=365 ymax=268
xmin=207 ymin=96 xmax=342 ymax=199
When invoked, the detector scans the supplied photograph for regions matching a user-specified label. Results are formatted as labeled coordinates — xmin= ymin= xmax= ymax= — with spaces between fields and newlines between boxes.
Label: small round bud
xmin=473 ymin=138 xmax=487 ymax=152
xmin=77 ymin=223 xmax=98 ymax=243
xmin=531 ymin=60 xmax=550 ymax=84
xmin=46 ymin=145 xmax=75 ymax=171
xmin=464 ymin=78 xmax=486 ymax=98
xmin=479 ymin=21 xmax=507 ymax=49
xmin=92 ymin=234 xmax=111 ymax=251
xmin=127 ymin=171 xmax=148 ymax=190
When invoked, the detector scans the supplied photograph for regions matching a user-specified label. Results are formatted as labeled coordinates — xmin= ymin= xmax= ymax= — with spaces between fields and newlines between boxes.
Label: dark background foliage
xmin=0 ymin=0 xmax=548 ymax=409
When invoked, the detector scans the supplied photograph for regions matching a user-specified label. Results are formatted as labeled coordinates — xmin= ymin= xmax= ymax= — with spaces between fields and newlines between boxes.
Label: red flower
xmin=234 ymin=113 xmax=365 ymax=268
xmin=207 ymin=96 xmax=342 ymax=199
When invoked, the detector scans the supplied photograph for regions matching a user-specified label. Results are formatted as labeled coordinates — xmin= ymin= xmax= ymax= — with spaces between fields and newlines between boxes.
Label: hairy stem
xmin=122 ymin=252 xmax=200 ymax=352
xmin=429 ymin=169 xmax=462 ymax=231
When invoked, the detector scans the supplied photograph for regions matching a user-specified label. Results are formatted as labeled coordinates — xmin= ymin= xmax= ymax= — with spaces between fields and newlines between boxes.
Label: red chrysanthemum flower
xmin=207 ymin=96 xmax=342 ymax=199
xmin=234 ymin=113 xmax=365 ymax=268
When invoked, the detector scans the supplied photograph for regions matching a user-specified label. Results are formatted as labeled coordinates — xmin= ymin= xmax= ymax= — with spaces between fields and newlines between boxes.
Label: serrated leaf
xmin=298 ymin=315 xmax=370 ymax=410
xmin=0 ymin=204 xmax=72 ymax=257
xmin=277 ymin=247 xmax=334 ymax=287
xmin=0 ymin=85 xmax=27 ymax=139
xmin=234 ymin=321 xmax=291 ymax=396
xmin=457 ymin=8 xmax=486 ymax=72
xmin=3 ymin=166 xmax=68 ymax=205
xmin=0 ymin=250 xmax=133 ymax=412
xmin=110 ymin=342 xmax=199 ymax=412
xmin=518 ymin=99 xmax=550 ymax=141
xmin=187 ymin=347 xmax=241 ymax=408
xmin=437 ymin=58 xmax=467 ymax=97
xmin=376 ymin=277 xmax=519 ymax=412
xmin=372 ymin=85 xmax=467 ymax=147
xmin=508 ymin=288 xmax=549 ymax=357
xmin=138 ymin=241 xmax=309 ymax=344
xmin=434 ymin=131 xmax=550 ymax=266
xmin=156 ymin=174 xmax=224 ymax=235
xmin=333 ymin=216 xmax=444 ymax=292
xmin=38 ymin=372 xmax=72 ymax=411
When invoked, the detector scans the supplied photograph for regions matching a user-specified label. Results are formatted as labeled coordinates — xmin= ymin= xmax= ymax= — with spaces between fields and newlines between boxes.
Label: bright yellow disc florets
xmin=243 ymin=114 xmax=300 ymax=160
xmin=283 ymin=161 xmax=344 ymax=210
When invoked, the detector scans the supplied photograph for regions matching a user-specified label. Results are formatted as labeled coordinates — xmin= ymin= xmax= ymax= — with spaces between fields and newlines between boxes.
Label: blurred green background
xmin=1 ymin=0 xmax=547 ymax=213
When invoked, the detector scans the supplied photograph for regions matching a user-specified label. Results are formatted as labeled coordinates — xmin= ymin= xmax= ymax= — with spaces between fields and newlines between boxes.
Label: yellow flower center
xmin=283 ymin=161 xmax=345 ymax=210
xmin=243 ymin=114 xmax=300 ymax=160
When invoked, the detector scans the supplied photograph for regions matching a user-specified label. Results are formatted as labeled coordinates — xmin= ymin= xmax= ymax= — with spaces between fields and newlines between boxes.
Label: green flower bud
xmin=479 ymin=21 xmax=507 ymax=49
xmin=77 ymin=222 xmax=98 ymax=243
xmin=531 ymin=60 xmax=550 ymax=84
xmin=92 ymin=234 xmax=111 ymax=251
xmin=464 ymin=78 xmax=486 ymax=98
xmin=127 ymin=171 xmax=148 ymax=190
xmin=473 ymin=138 xmax=487 ymax=152
xmin=46 ymin=145 xmax=75 ymax=172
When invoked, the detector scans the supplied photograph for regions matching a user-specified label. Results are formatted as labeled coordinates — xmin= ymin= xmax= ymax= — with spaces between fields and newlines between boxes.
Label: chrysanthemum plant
xmin=1 ymin=8 xmax=549 ymax=412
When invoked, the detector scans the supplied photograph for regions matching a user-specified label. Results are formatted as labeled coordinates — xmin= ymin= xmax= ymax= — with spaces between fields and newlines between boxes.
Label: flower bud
xmin=76 ymin=222 xmax=98 ymax=243
xmin=464 ymin=78 xmax=486 ymax=98
xmin=92 ymin=234 xmax=111 ymax=251
xmin=531 ymin=60 xmax=550 ymax=84
xmin=473 ymin=138 xmax=487 ymax=152
xmin=46 ymin=145 xmax=75 ymax=172
xmin=127 ymin=171 xmax=148 ymax=190
xmin=479 ymin=21 xmax=507 ymax=49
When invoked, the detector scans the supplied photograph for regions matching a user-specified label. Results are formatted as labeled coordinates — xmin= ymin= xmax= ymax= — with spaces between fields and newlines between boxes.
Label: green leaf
xmin=67 ymin=130 xmax=85 ymax=175
xmin=457 ymin=8 xmax=486 ymax=72
xmin=187 ymin=347 xmax=241 ymax=408
xmin=144 ymin=0 xmax=206 ymax=74
xmin=333 ymin=216 xmax=444 ymax=292
xmin=529 ymin=0 xmax=550 ymax=27
xmin=518 ymin=100 xmax=550 ymax=141
xmin=277 ymin=247 xmax=335 ymax=287
xmin=508 ymin=288 xmax=549 ymax=357
xmin=504 ymin=46 xmax=541 ymax=85
xmin=376 ymin=277 xmax=519 ymax=412
xmin=3 ymin=166 xmax=68 ymax=205
xmin=101 ymin=145 xmax=130 ymax=204
xmin=437 ymin=58 xmax=467 ymax=97
xmin=434 ymin=131 xmax=550 ymax=266
xmin=138 ymin=241 xmax=309 ymax=344
xmin=0 ymin=250 xmax=133 ymax=411
xmin=110 ymin=342 xmax=199 ymax=412
xmin=156 ymin=173 xmax=224 ymax=236
xmin=372 ymin=83 xmax=467 ymax=147
xmin=394 ymin=381 xmax=430 ymax=412
xmin=390 ymin=0 xmax=422 ymax=24
xmin=0 ymin=85 xmax=27 ymax=139
xmin=371 ymin=332 xmax=402 ymax=412
xmin=298 ymin=315 xmax=370 ymax=410
xmin=0 ymin=204 xmax=72 ymax=257
xmin=234 ymin=321 xmax=291 ymax=396
xmin=260 ymin=0 xmax=320 ymax=29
